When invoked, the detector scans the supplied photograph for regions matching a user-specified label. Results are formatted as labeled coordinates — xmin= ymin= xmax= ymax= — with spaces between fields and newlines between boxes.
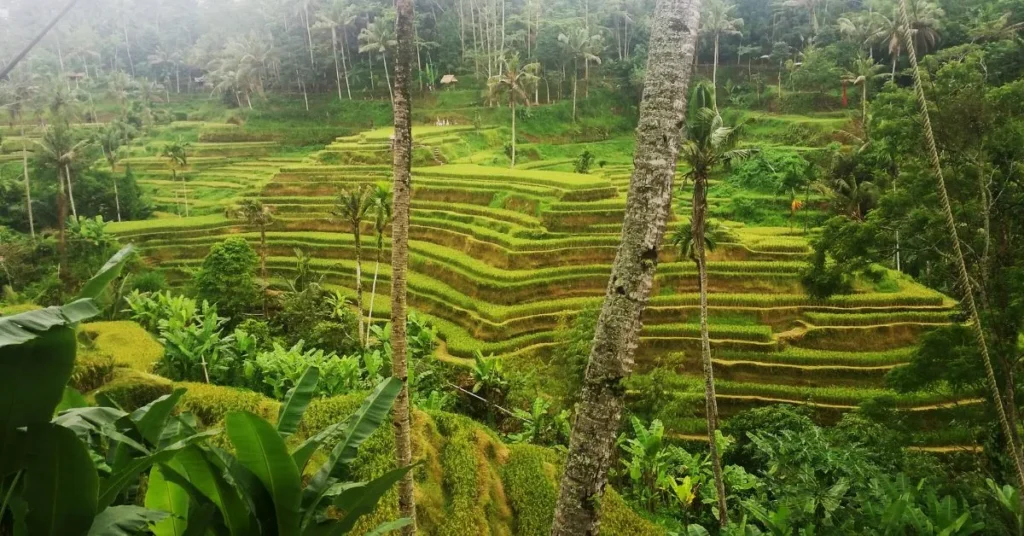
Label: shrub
xmin=500 ymin=445 xmax=560 ymax=536
xmin=728 ymin=148 xmax=809 ymax=194
xmin=95 ymin=368 xmax=174 ymax=410
xmin=158 ymin=299 xmax=243 ymax=384
xmin=80 ymin=320 xmax=164 ymax=372
xmin=574 ymin=149 xmax=595 ymax=174
xmin=274 ymin=283 xmax=349 ymax=346
xmin=70 ymin=350 xmax=115 ymax=392
xmin=550 ymin=306 xmax=598 ymax=404
xmin=308 ymin=320 xmax=361 ymax=355
xmin=126 ymin=291 xmax=247 ymax=384
xmin=194 ymin=237 xmax=261 ymax=321
xmin=244 ymin=340 xmax=362 ymax=398
xmin=236 ymin=318 xmax=274 ymax=348
xmin=128 ymin=269 xmax=168 ymax=293
xmin=176 ymin=381 xmax=279 ymax=426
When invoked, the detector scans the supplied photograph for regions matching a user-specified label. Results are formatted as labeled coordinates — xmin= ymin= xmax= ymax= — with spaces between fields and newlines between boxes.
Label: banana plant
xmin=149 ymin=367 xmax=412 ymax=535
xmin=987 ymin=479 xmax=1023 ymax=536
xmin=0 ymin=246 xmax=185 ymax=535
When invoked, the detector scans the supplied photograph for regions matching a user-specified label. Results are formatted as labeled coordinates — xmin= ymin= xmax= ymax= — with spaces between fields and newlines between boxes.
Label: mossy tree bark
xmin=896 ymin=0 xmax=1024 ymax=496
xmin=392 ymin=0 xmax=418 ymax=531
xmin=550 ymin=0 xmax=700 ymax=533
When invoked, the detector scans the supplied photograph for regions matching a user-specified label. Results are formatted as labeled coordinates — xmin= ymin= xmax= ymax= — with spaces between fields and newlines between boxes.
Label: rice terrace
xmin=1 ymin=0 xmax=1022 ymax=533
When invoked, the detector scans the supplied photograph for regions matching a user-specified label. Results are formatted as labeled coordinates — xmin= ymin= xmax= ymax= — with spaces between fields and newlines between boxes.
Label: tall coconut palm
xmin=2 ymin=72 xmax=39 ymax=238
xmin=702 ymin=0 xmax=744 ymax=108
xmin=333 ymin=186 xmax=371 ymax=346
xmin=227 ymin=200 xmax=274 ymax=316
xmin=869 ymin=12 xmax=909 ymax=78
xmin=161 ymin=138 xmax=190 ymax=217
xmin=359 ymin=20 xmax=397 ymax=102
xmin=558 ymin=26 xmax=603 ymax=122
xmin=842 ymin=54 xmax=885 ymax=127
xmin=782 ymin=0 xmax=822 ymax=37
xmin=551 ymin=0 xmax=701 ymax=532
xmin=366 ymin=184 xmax=392 ymax=342
xmin=905 ymin=0 xmax=943 ymax=54
xmin=679 ymin=106 xmax=754 ymax=526
xmin=670 ymin=219 xmax=726 ymax=262
xmin=837 ymin=12 xmax=877 ymax=57
xmin=896 ymin=0 xmax=1024 ymax=493
xmin=96 ymin=122 xmax=127 ymax=221
xmin=867 ymin=4 xmax=942 ymax=79
xmin=35 ymin=123 xmax=88 ymax=282
xmin=487 ymin=53 xmax=539 ymax=168
xmin=392 ymin=0 xmax=418 ymax=529
xmin=316 ymin=0 xmax=357 ymax=100
xmin=147 ymin=45 xmax=181 ymax=101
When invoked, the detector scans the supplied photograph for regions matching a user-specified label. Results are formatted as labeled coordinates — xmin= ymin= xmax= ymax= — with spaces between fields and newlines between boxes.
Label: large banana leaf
xmin=325 ymin=465 xmax=414 ymax=536
xmin=0 ymin=243 xmax=132 ymax=349
xmin=0 ymin=301 xmax=96 ymax=347
xmin=145 ymin=464 xmax=191 ymax=536
xmin=76 ymin=245 xmax=135 ymax=301
xmin=100 ymin=428 xmax=219 ymax=510
xmin=130 ymin=389 xmax=187 ymax=446
xmin=300 ymin=378 xmax=401 ymax=517
xmin=226 ymin=411 xmax=303 ymax=535
xmin=155 ymin=446 xmax=251 ymax=532
xmin=364 ymin=518 xmax=414 ymax=536
xmin=0 ymin=327 xmax=77 ymax=478
xmin=156 ymin=447 xmax=255 ymax=535
xmin=22 ymin=423 xmax=99 ymax=536
xmin=87 ymin=505 xmax=168 ymax=536
xmin=1 ymin=245 xmax=136 ymax=461
xmin=277 ymin=366 xmax=319 ymax=437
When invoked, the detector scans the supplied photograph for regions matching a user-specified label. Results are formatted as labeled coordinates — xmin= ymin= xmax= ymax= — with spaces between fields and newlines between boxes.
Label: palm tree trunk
xmin=392 ymin=0 xmax=418 ymax=530
xmin=691 ymin=174 xmax=728 ymax=526
xmin=65 ymin=165 xmax=78 ymax=221
xmin=584 ymin=58 xmax=589 ymax=98
xmin=181 ymin=169 xmax=190 ymax=217
xmin=260 ymin=225 xmax=268 ymax=317
xmin=369 ymin=54 xmax=376 ymax=91
xmin=510 ymin=97 xmax=516 ymax=168
xmin=862 ymin=82 xmax=868 ymax=126
xmin=122 ymin=11 xmax=135 ymax=77
xmin=303 ymin=0 xmax=315 ymax=68
xmin=341 ymin=28 xmax=352 ymax=99
xmin=57 ymin=167 xmax=68 ymax=284
xmin=354 ymin=223 xmax=365 ymax=346
xmin=713 ymin=34 xmax=720 ymax=111
xmin=332 ymin=27 xmax=343 ymax=101
xmin=896 ymin=0 xmax=1024 ymax=496
xmin=416 ymin=35 xmax=423 ymax=92
xmin=367 ymin=240 xmax=382 ymax=342
xmin=383 ymin=53 xmax=395 ymax=104
xmin=551 ymin=0 xmax=700 ymax=532
xmin=113 ymin=172 xmax=122 ymax=222
xmin=571 ymin=65 xmax=578 ymax=122
xmin=21 ymin=127 xmax=34 ymax=239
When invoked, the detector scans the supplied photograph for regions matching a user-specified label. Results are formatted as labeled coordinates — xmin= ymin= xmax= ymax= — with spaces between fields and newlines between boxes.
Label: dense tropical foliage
xmin=2 ymin=0 xmax=1024 ymax=533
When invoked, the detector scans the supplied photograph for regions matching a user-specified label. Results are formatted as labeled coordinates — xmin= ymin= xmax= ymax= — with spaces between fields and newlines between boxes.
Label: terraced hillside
xmin=111 ymin=121 xmax=970 ymax=446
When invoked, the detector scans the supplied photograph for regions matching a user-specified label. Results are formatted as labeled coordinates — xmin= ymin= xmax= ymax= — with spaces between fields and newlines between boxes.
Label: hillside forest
xmin=1 ymin=0 xmax=1024 ymax=533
